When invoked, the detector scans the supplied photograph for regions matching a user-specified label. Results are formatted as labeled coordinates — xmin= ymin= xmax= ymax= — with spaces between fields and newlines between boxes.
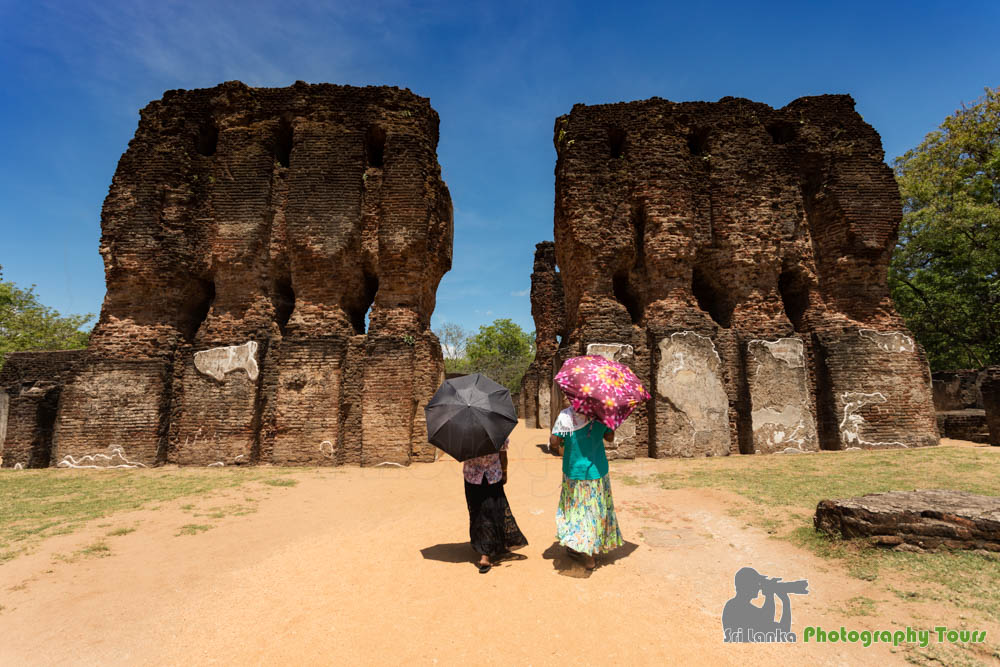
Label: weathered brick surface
xmin=548 ymin=94 xmax=936 ymax=456
xmin=52 ymin=359 xmax=172 ymax=466
xmin=523 ymin=242 xmax=565 ymax=429
xmin=0 ymin=351 xmax=85 ymax=468
xmin=936 ymin=410 xmax=989 ymax=443
xmin=983 ymin=368 xmax=1000 ymax=446
xmin=48 ymin=81 xmax=452 ymax=467
xmin=815 ymin=489 xmax=1000 ymax=551
xmin=932 ymin=369 xmax=986 ymax=411
xmin=932 ymin=368 xmax=989 ymax=441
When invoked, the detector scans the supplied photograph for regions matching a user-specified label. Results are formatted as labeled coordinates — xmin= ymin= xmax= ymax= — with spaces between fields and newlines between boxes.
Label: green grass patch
xmin=0 ymin=467 xmax=293 ymax=562
xmin=77 ymin=539 xmax=111 ymax=558
xmin=176 ymin=524 xmax=214 ymax=536
xmin=263 ymin=478 xmax=298 ymax=487
xmin=618 ymin=446 xmax=1000 ymax=624
xmin=106 ymin=526 xmax=136 ymax=537
xmin=838 ymin=595 xmax=878 ymax=617
xmin=647 ymin=446 xmax=999 ymax=508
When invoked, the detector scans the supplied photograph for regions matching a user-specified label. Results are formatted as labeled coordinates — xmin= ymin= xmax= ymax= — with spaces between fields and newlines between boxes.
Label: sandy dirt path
xmin=1 ymin=422 xmax=925 ymax=665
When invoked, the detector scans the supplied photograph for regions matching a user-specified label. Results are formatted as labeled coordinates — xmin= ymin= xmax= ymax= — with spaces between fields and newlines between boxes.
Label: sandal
xmin=478 ymin=563 xmax=492 ymax=574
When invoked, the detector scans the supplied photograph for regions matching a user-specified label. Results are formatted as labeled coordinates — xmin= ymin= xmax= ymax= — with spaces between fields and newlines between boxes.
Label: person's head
xmin=733 ymin=567 xmax=764 ymax=599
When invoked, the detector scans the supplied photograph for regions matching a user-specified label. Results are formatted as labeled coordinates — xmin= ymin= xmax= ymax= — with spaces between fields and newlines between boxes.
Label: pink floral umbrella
xmin=553 ymin=355 xmax=651 ymax=430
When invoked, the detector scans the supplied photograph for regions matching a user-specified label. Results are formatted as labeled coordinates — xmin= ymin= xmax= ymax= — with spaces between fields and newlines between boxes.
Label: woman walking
xmin=463 ymin=437 xmax=528 ymax=573
xmin=549 ymin=404 xmax=624 ymax=570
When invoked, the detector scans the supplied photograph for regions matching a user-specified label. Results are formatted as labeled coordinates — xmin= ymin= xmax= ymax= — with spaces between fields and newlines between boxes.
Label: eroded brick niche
xmin=529 ymin=94 xmax=937 ymax=457
xmin=36 ymin=81 xmax=453 ymax=467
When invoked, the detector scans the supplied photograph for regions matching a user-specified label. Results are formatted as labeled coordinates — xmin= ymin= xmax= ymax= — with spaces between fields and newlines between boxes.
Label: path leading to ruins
xmin=2 ymin=422 xmax=924 ymax=665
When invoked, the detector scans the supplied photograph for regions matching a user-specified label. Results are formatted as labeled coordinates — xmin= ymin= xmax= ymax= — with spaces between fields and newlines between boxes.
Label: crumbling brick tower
xmin=522 ymin=242 xmax=565 ymax=429
xmin=51 ymin=81 xmax=452 ymax=467
xmin=551 ymin=94 xmax=937 ymax=456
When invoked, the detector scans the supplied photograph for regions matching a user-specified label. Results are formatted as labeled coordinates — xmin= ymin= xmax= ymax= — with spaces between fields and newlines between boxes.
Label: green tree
xmin=0 ymin=265 xmax=94 ymax=370
xmin=436 ymin=318 xmax=535 ymax=392
xmin=889 ymin=87 xmax=1000 ymax=370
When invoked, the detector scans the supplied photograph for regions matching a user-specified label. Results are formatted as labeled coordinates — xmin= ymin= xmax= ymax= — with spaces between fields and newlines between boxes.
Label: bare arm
xmin=500 ymin=451 xmax=509 ymax=484
xmin=549 ymin=434 xmax=563 ymax=456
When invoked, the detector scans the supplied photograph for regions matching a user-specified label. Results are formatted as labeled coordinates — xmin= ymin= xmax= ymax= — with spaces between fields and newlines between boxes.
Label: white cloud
xmin=510 ymin=288 xmax=529 ymax=297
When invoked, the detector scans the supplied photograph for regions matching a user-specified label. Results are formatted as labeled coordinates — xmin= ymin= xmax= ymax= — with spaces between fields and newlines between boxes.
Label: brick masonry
xmin=522 ymin=242 xmax=565 ymax=429
xmin=932 ymin=368 xmax=989 ymax=442
xmin=41 ymin=81 xmax=452 ymax=467
xmin=0 ymin=351 xmax=86 ymax=468
xmin=983 ymin=367 xmax=1000 ymax=446
xmin=540 ymin=94 xmax=937 ymax=456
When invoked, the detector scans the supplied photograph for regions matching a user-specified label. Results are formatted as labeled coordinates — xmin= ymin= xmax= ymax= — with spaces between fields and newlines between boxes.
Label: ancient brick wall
xmin=982 ymin=368 xmax=1000 ymax=446
xmin=50 ymin=81 xmax=452 ymax=467
xmin=932 ymin=368 xmax=989 ymax=442
xmin=522 ymin=242 xmax=565 ymax=429
xmin=932 ymin=369 xmax=986 ymax=411
xmin=0 ymin=351 xmax=85 ymax=468
xmin=550 ymin=94 xmax=937 ymax=456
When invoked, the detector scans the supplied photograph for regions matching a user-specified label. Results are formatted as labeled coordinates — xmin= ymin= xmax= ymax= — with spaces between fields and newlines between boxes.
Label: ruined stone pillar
xmin=550 ymin=94 xmax=936 ymax=457
xmin=52 ymin=82 xmax=452 ymax=467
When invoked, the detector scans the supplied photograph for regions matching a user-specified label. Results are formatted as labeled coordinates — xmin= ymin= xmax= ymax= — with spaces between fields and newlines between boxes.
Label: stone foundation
xmin=815 ymin=490 xmax=1000 ymax=551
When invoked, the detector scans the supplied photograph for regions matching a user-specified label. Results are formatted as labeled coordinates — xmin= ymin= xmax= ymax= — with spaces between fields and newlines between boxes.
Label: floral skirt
xmin=556 ymin=474 xmax=624 ymax=555
xmin=465 ymin=477 xmax=528 ymax=558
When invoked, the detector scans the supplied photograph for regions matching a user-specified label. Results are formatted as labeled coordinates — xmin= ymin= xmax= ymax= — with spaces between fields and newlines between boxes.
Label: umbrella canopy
xmin=554 ymin=355 xmax=651 ymax=430
xmin=424 ymin=373 xmax=518 ymax=462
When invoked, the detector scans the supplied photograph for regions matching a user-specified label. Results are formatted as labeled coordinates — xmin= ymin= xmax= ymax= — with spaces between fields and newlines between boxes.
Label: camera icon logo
xmin=722 ymin=566 xmax=810 ymax=643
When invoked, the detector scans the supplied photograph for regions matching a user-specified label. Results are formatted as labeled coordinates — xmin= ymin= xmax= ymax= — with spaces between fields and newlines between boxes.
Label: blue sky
xmin=1 ymin=0 xmax=997 ymax=338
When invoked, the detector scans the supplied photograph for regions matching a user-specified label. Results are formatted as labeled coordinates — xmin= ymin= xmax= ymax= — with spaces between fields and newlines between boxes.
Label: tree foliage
xmin=435 ymin=318 xmax=535 ymax=393
xmin=889 ymin=87 xmax=1000 ymax=371
xmin=0 ymin=265 xmax=94 ymax=370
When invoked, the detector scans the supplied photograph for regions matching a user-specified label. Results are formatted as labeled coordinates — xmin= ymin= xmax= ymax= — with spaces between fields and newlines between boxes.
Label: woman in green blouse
xmin=549 ymin=402 xmax=624 ymax=570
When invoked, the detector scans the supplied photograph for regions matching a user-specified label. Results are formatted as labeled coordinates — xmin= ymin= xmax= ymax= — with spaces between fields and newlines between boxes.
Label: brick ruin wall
xmin=982 ymin=368 xmax=1000 ymax=446
xmin=522 ymin=242 xmax=565 ymax=431
xmin=535 ymin=94 xmax=937 ymax=457
xmin=932 ymin=368 xmax=990 ymax=443
xmin=1 ymin=82 xmax=453 ymax=468
xmin=0 ymin=351 xmax=86 ymax=468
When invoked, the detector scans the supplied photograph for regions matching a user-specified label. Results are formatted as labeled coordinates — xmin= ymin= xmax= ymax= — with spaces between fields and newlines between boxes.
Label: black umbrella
xmin=424 ymin=373 xmax=518 ymax=462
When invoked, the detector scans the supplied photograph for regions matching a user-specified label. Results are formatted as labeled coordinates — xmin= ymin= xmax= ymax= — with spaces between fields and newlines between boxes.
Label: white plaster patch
xmin=0 ymin=390 xmax=8 ymax=455
xmin=374 ymin=461 xmax=406 ymax=468
xmin=194 ymin=341 xmax=259 ymax=381
xmin=57 ymin=445 xmax=147 ymax=469
xmin=751 ymin=405 xmax=809 ymax=448
xmin=839 ymin=391 xmax=908 ymax=448
xmin=752 ymin=338 xmax=804 ymax=367
xmin=319 ymin=440 xmax=335 ymax=459
xmin=19 ymin=382 xmax=57 ymax=398
xmin=208 ymin=462 xmax=225 ymax=467
xmin=859 ymin=329 xmax=914 ymax=353
xmin=538 ymin=381 xmax=552 ymax=430
xmin=13 ymin=462 xmax=25 ymax=470
xmin=586 ymin=342 xmax=634 ymax=362
xmin=656 ymin=332 xmax=729 ymax=455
